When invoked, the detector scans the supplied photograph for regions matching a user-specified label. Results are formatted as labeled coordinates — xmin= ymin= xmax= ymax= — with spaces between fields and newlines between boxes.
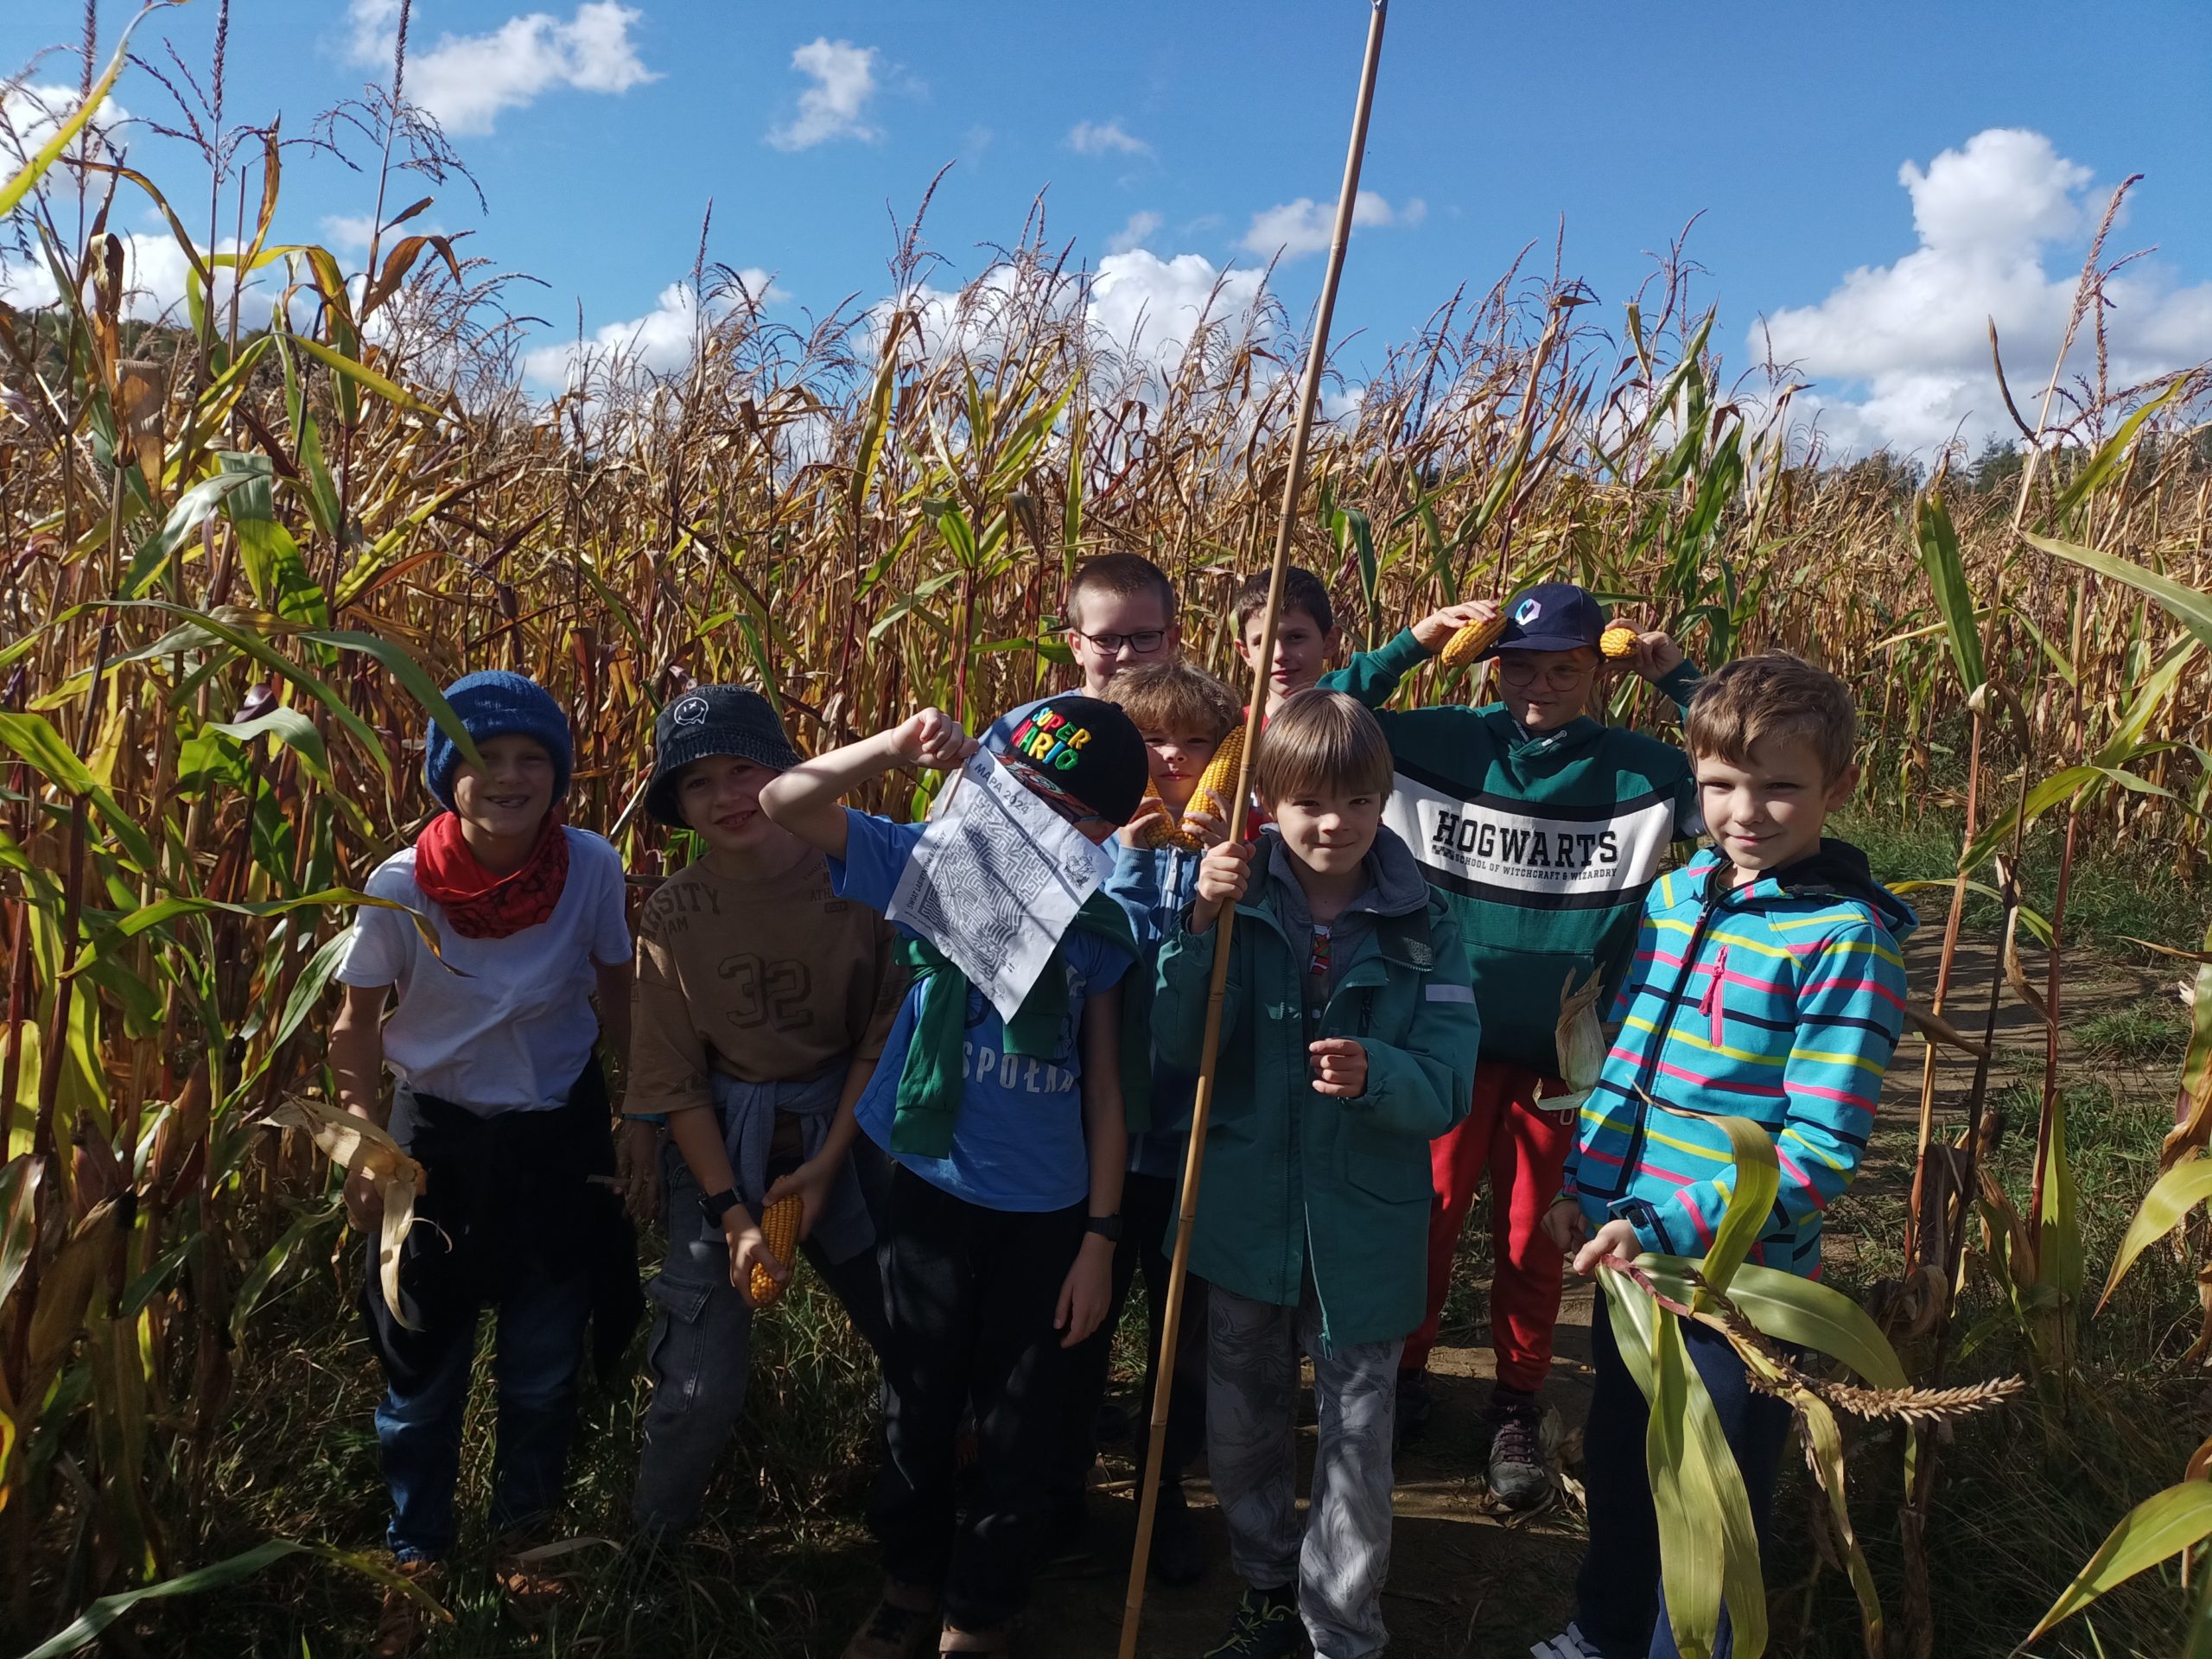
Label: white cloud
xmin=0 ymin=230 xmax=279 ymax=327
xmin=1087 ymin=249 xmax=1268 ymax=378
xmin=767 ymin=37 xmax=879 ymax=150
xmin=321 ymin=213 xmax=381 ymax=252
xmin=346 ymin=0 xmax=656 ymax=136
xmin=1106 ymin=210 xmax=1162 ymax=256
xmin=1241 ymin=190 xmax=1425 ymax=259
xmin=1758 ymin=127 xmax=2212 ymax=455
xmin=1068 ymin=119 xmax=1149 ymax=158
xmin=523 ymin=269 xmax=784 ymax=388
xmin=1 ymin=80 xmax=130 ymax=163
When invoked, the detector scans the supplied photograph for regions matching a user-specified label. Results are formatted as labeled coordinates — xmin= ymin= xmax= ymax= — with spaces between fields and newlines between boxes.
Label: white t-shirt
xmin=336 ymin=827 xmax=632 ymax=1114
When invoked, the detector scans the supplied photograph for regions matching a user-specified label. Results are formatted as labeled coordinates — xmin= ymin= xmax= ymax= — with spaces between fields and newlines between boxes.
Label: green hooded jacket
xmin=1151 ymin=827 xmax=1480 ymax=1351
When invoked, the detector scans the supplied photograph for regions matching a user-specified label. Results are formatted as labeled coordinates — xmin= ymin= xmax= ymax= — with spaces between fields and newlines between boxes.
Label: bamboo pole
xmin=1116 ymin=5 xmax=1388 ymax=1654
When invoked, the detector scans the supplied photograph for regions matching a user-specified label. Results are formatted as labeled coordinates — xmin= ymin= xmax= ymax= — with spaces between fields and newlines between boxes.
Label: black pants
xmin=870 ymin=1164 xmax=1084 ymax=1630
xmin=1574 ymin=1300 xmax=1795 ymax=1657
xmin=1054 ymin=1168 xmax=1208 ymax=1506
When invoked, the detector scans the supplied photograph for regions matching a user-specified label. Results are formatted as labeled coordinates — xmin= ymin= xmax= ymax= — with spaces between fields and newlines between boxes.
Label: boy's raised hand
xmin=1118 ymin=794 xmax=1171 ymax=849
xmin=890 ymin=707 xmax=978 ymax=772
xmin=1190 ymin=840 xmax=1255 ymax=931
xmin=1410 ymin=599 xmax=1499 ymax=654
xmin=1609 ymin=620 xmax=1687 ymax=681
xmin=1308 ymin=1037 xmax=1369 ymax=1098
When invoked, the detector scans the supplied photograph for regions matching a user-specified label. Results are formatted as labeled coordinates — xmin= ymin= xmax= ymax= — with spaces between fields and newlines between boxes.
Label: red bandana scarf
xmin=413 ymin=810 xmax=570 ymax=939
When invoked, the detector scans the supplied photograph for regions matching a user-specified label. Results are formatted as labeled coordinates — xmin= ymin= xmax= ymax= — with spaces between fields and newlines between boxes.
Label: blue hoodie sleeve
xmin=1104 ymin=842 xmax=1169 ymax=950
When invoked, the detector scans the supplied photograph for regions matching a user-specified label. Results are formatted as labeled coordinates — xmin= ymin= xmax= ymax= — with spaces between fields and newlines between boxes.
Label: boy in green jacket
xmin=1154 ymin=690 xmax=1479 ymax=1659
xmin=1319 ymin=582 xmax=1698 ymax=1505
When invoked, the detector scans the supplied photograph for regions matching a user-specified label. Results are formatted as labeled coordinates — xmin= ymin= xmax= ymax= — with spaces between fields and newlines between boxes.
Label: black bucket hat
xmin=645 ymin=685 xmax=802 ymax=828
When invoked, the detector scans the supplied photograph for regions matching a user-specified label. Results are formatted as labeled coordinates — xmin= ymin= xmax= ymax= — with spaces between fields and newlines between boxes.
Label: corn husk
xmin=1552 ymin=967 xmax=1609 ymax=1111
xmin=267 ymin=1096 xmax=424 ymax=1329
xmin=750 ymin=1195 xmax=804 ymax=1308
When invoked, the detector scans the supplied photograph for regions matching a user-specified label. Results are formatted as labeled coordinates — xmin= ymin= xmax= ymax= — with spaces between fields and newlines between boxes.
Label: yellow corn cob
xmin=1135 ymin=779 xmax=1202 ymax=851
xmin=749 ymin=1195 xmax=803 ymax=1308
xmin=1184 ymin=725 xmax=1247 ymax=832
xmin=1599 ymin=624 xmax=1639 ymax=659
xmin=1437 ymin=613 xmax=1504 ymax=670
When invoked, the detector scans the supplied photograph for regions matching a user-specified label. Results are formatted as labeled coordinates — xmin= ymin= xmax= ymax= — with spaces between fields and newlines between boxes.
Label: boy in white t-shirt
xmin=329 ymin=671 xmax=638 ymax=1657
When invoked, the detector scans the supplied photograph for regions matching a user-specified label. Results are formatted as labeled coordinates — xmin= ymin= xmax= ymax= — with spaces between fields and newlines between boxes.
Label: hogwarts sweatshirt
xmin=1321 ymin=628 xmax=1702 ymax=1077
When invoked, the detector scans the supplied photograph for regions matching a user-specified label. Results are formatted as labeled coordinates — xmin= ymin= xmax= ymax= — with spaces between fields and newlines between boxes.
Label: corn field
xmin=3 ymin=12 xmax=2212 ymax=1656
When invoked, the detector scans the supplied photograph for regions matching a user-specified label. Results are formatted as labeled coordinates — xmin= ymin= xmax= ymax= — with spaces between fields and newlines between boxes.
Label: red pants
xmin=1402 ymin=1060 xmax=1575 ymax=1393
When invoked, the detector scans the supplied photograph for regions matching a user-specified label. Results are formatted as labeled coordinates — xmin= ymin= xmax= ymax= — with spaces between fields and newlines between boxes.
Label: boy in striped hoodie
xmin=1532 ymin=653 xmax=1914 ymax=1659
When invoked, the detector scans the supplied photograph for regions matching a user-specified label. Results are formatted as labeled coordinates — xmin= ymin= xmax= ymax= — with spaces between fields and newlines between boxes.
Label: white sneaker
xmin=1529 ymin=1624 xmax=1600 ymax=1659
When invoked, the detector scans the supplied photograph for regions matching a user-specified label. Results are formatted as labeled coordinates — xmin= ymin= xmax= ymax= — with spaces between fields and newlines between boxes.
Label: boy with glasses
xmin=1320 ymin=582 xmax=1700 ymax=1507
xmin=983 ymin=553 xmax=1180 ymax=750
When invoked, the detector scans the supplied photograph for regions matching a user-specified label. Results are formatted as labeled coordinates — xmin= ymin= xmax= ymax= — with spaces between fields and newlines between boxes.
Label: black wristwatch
xmin=1084 ymin=1214 xmax=1123 ymax=1243
xmin=699 ymin=1188 xmax=741 ymax=1227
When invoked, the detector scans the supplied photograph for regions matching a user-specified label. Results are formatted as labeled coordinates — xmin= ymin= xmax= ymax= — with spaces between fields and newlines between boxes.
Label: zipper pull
xmin=1700 ymin=945 xmax=1728 ymax=1045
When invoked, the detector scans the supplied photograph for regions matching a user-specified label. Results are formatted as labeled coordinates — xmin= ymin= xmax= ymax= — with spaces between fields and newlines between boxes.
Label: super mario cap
xmin=1493 ymin=582 xmax=1609 ymax=657
xmin=991 ymin=695 xmax=1148 ymax=826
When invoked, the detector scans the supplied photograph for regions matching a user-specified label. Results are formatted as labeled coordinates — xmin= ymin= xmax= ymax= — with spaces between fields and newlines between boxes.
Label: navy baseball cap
xmin=1492 ymin=582 xmax=1608 ymax=656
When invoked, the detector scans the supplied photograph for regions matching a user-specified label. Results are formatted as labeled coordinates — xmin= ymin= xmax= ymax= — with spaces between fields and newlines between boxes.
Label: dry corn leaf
xmin=1554 ymin=966 xmax=1608 ymax=1099
xmin=265 ymin=1096 xmax=424 ymax=1329
xmin=24 ymin=1198 xmax=122 ymax=1411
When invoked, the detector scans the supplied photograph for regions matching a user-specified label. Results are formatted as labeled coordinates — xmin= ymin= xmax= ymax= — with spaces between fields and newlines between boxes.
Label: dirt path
xmin=1009 ymin=921 xmax=2174 ymax=1659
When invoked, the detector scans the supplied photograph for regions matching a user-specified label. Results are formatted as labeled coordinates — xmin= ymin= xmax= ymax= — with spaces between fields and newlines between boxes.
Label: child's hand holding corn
xmin=763 ymin=1154 xmax=835 ymax=1243
xmin=726 ymin=1207 xmax=790 ymax=1307
xmin=1409 ymin=599 xmax=1499 ymax=655
xmin=1605 ymin=620 xmax=1686 ymax=681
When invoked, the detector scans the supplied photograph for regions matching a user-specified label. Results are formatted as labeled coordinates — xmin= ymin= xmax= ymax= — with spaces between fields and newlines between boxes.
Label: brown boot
xmin=372 ymin=1559 xmax=448 ymax=1659
xmin=842 ymin=1578 xmax=941 ymax=1659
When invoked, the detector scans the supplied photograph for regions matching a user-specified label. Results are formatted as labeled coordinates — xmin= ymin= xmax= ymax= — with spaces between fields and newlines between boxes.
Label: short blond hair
xmin=1101 ymin=662 xmax=1240 ymax=742
xmin=1251 ymin=690 xmax=1394 ymax=804
xmin=1065 ymin=552 xmax=1176 ymax=630
xmin=1687 ymin=652 xmax=1858 ymax=780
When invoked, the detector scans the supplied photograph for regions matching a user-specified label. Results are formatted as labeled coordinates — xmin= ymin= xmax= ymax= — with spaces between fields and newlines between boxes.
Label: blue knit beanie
xmin=423 ymin=671 xmax=574 ymax=810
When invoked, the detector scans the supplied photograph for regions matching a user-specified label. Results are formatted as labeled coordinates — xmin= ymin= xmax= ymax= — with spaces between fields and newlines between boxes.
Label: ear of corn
xmin=1185 ymin=724 xmax=1248 ymax=832
xmin=1438 ymin=613 xmax=1505 ymax=669
xmin=1135 ymin=779 xmax=1202 ymax=850
xmin=1550 ymin=967 xmax=1610 ymax=1113
xmin=749 ymin=1195 xmax=804 ymax=1308
xmin=1600 ymin=624 xmax=1640 ymax=658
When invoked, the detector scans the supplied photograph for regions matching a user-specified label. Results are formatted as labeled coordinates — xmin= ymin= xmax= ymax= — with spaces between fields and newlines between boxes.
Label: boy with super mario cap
xmin=1320 ymin=582 xmax=1701 ymax=1504
xmin=760 ymin=695 xmax=1148 ymax=1659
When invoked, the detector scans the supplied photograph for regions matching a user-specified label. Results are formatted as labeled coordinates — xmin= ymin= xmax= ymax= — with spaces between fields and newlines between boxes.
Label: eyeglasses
xmin=1072 ymin=627 xmax=1170 ymax=657
xmin=1497 ymin=657 xmax=1595 ymax=691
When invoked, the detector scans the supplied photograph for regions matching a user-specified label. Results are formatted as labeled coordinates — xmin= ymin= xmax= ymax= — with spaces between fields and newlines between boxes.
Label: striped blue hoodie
xmin=1562 ymin=840 xmax=1915 ymax=1278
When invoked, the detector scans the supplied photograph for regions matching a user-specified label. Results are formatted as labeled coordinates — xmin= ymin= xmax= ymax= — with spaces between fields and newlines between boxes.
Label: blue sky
xmin=4 ymin=1 xmax=2209 ymax=453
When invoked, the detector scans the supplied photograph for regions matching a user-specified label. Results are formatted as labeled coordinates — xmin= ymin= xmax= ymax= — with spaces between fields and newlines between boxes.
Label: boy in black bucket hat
xmin=626 ymin=684 xmax=905 ymax=1540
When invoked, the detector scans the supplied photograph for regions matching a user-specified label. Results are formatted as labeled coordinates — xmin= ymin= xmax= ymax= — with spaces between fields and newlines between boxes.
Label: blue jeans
xmin=1573 ymin=1299 xmax=1794 ymax=1658
xmin=374 ymin=1265 xmax=593 ymax=1562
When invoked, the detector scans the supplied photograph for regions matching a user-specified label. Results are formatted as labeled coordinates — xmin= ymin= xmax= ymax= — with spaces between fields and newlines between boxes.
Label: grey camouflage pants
xmin=1207 ymin=1285 xmax=1402 ymax=1659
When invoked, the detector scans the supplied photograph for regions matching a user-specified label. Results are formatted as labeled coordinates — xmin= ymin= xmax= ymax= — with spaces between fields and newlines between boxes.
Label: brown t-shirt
xmin=626 ymin=849 xmax=905 ymax=1119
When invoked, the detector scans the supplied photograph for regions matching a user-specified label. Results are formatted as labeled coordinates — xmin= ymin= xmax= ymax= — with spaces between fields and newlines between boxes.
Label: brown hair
xmin=1250 ymin=690 xmax=1394 ymax=804
xmin=1065 ymin=552 xmax=1176 ymax=631
xmin=1101 ymin=662 xmax=1240 ymax=742
xmin=1686 ymin=652 xmax=1859 ymax=780
xmin=1233 ymin=566 xmax=1335 ymax=637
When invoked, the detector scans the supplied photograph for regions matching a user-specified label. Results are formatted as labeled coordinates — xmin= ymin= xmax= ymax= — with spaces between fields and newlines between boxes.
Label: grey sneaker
xmin=1487 ymin=1399 xmax=1551 ymax=1510
xmin=1202 ymin=1586 xmax=1300 ymax=1657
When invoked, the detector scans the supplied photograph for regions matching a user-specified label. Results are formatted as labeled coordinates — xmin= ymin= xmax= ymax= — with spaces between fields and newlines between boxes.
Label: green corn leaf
xmin=2038 ymin=1077 xmax=2085 ymax=1299
xmin=1643 ymin=1101 xmax=1778 ymax=1301
xmin=1640 ymin=1258 xmax=1909 ymax=1389
xmin=2097 ymin=1156 xmax=2212 ymax=1313
xmin=2024 ymin=1482 xmax=2212 ymax=1645
xmin=300 ymin=628 xmax=488 ymax=779
xmin=283 ymin=331 xmax=443 ymax=421
xmin=0 ymin=3 xmax=161 ymax=219
xmin=1958 ymin=766 xmax=2104 ymax=876
xmin=205 ymin=708 xmax=334 ymax=790
xmin=1667 ymin=1311 xmax=1770 ymax=1658
xmin=0 ymin=711 xmax=159 ymax=871
xmin=231 ymin=1198 xmax=343 ymax=1347
xmin=2053 ymin=373 xmax=2196 ymax=524
xmin=1913 ymin=488 xmax=1985 ymax=695
xmin=1645 ymin=1306 xmax=1726 ymax=1657
xmin=0 ymin=1154 xmax=44 ymax=1312
xmin=2022 ymin=531 xmax=2212 ymax=652
xmin=124 ymin=469 xmax=261 ymax=599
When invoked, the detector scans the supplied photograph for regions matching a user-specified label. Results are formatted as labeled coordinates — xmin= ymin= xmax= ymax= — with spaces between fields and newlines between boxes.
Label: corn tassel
xmin=1599 ymin=624 xmax=1639 ymax=658
xmin=750 ymin=1195 xmax=804 ymax=1308
xmin=1437 ymin=613 xmax=1504 ymax=670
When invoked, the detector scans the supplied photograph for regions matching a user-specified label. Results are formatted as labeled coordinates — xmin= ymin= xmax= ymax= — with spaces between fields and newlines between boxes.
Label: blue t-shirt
xmin=830 ymin=809 xmax=1133 ymax=1211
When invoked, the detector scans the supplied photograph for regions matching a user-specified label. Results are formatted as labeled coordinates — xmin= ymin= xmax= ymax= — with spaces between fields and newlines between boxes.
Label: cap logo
xmin=1515 ymin=597 xmax=1543 ymax=626
xmin=1007 ymin=708 xmax=1092 ymax=772
xmin=671 ymin=695 xmax=709 ymax=727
